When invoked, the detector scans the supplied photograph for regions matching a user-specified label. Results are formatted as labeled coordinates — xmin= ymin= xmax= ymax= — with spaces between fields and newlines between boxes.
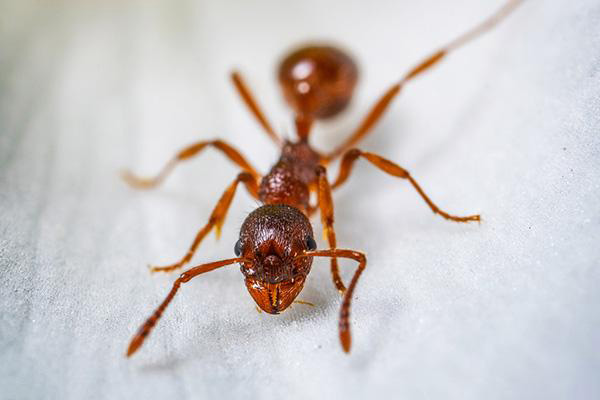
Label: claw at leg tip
xmin=340 ymin=331 xmax=352 ymax=353
xmin=126 ymin=338 xmax=140 ymax=358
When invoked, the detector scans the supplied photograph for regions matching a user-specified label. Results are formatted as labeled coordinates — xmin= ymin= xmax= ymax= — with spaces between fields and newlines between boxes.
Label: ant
xmin=123 ymin=0 xmax=524 ymax=357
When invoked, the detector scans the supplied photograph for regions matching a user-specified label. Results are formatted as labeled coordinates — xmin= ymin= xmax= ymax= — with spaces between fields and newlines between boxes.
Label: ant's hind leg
xmin=122 ymin=139 xmax=260 ymax=189
xmin=150 ymin=172 xmax=259 ymax=273
xmin=231 ymin=71 xmax=282 ymax=146
xmin=315 ymin=166 xmax=346 ymax=294
xmin=325 ymin=0 xmax=524 ymax=161
xmin=333 ymin=149 xmax=480 ymax=223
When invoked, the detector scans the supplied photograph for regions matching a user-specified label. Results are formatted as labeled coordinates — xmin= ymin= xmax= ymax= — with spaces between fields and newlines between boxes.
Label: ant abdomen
xmin=278 ymin=45 xmax=358 ymax=119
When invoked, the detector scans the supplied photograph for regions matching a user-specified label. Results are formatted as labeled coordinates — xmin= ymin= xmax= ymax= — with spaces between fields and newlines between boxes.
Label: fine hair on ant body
xmin=123 ymin=0 xmax=524 ymax=357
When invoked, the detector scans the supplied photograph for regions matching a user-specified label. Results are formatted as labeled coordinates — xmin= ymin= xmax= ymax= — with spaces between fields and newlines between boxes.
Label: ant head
xmin=278 ymin=45 xmax=358 ymax=120
xmin=236 ymin=204 xmax=316 ymax=314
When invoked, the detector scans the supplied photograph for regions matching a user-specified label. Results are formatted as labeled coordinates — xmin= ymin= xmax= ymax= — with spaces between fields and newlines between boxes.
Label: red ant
xmin=123 ymin=0 xmax=524 ymax=357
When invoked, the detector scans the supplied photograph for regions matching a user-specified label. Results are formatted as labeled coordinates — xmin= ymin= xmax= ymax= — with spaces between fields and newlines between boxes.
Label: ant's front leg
xmin=150 ymin=172 xmax=259 ymax=273
xmin=333 ymin=149 xmax=480 ymax=223
xmin=297 ymin=249 xmax=367 ymax=353
xmin=122 ymin=139 xmax=260 ymax=189
xmin=127 ymin=256 xmax=247 ymax=357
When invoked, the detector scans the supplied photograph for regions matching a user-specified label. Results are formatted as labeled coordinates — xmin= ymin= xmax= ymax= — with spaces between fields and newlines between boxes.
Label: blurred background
xmin=1 ymin=0 xmax=599 ymax=399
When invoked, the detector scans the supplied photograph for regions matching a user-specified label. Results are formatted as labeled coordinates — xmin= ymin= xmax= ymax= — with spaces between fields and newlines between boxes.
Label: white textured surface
xmin=1 ymin=1 xmax=599 ymax=399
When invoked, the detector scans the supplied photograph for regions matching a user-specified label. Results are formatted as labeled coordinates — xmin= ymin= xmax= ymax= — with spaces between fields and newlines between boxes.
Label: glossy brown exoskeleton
xmin=123 ymin=0 xmax=523 ymax=357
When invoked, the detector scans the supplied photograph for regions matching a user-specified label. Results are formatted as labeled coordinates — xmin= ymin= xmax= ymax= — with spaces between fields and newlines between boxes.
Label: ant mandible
xmin=123 ymin=0 xmax=524 ymax=357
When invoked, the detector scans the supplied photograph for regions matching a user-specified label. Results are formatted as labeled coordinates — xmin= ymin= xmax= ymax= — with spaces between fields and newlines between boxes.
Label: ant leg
xmin=126 ymin=256 xmax=246 ymax=357
xmin=231 ymin=71 xmax=282 ymax=146
xmin=333 ymin=149 xmax=480 ymax=223
xmin=297 ymin=249 xmax=367 ymax=353
xmin=122 ymin=139 xmax=259 ymax=189
xmin=325 ymin=0 xmax=524 ymax=161
xmin=315 ymin=166 xmax=346 ymax=294
xmin=150 ymin=172 xmax=258 ymax=273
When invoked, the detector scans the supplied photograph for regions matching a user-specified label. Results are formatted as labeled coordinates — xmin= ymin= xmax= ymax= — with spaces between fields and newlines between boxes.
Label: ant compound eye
xmin=306 ymin=236 xmax=317 ymax=251
xmin=234 ymin=239 xmax=242 ymax=256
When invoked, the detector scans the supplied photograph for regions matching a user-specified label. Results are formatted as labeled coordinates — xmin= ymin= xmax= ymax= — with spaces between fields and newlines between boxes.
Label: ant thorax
xmin=258 ymin=141 xmax=321 ymax=212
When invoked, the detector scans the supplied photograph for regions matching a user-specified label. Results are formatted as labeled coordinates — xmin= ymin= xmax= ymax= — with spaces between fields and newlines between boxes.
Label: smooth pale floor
xmin=1 ymin=0 xmax=599 ymax=399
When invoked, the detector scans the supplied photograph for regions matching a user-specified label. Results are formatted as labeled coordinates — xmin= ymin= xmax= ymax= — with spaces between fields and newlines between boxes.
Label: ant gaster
xmin=123 ymin=0 xmax=524 ymax=357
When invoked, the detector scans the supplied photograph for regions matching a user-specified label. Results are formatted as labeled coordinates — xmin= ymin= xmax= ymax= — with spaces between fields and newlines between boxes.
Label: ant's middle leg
xmin=315 ymin=166 xmax=346 ymax=294
xmin=333 ymin=149 xmax=480 ymax=223
xmin=150 ymin=172 xmax=259 ymax=273
xmin=122 ymin=139 xmax=259 ymax=189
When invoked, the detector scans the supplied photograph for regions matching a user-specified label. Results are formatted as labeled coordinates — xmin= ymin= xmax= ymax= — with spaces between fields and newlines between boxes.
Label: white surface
xmin=1 ymin=0 xmax=599 ymax=399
